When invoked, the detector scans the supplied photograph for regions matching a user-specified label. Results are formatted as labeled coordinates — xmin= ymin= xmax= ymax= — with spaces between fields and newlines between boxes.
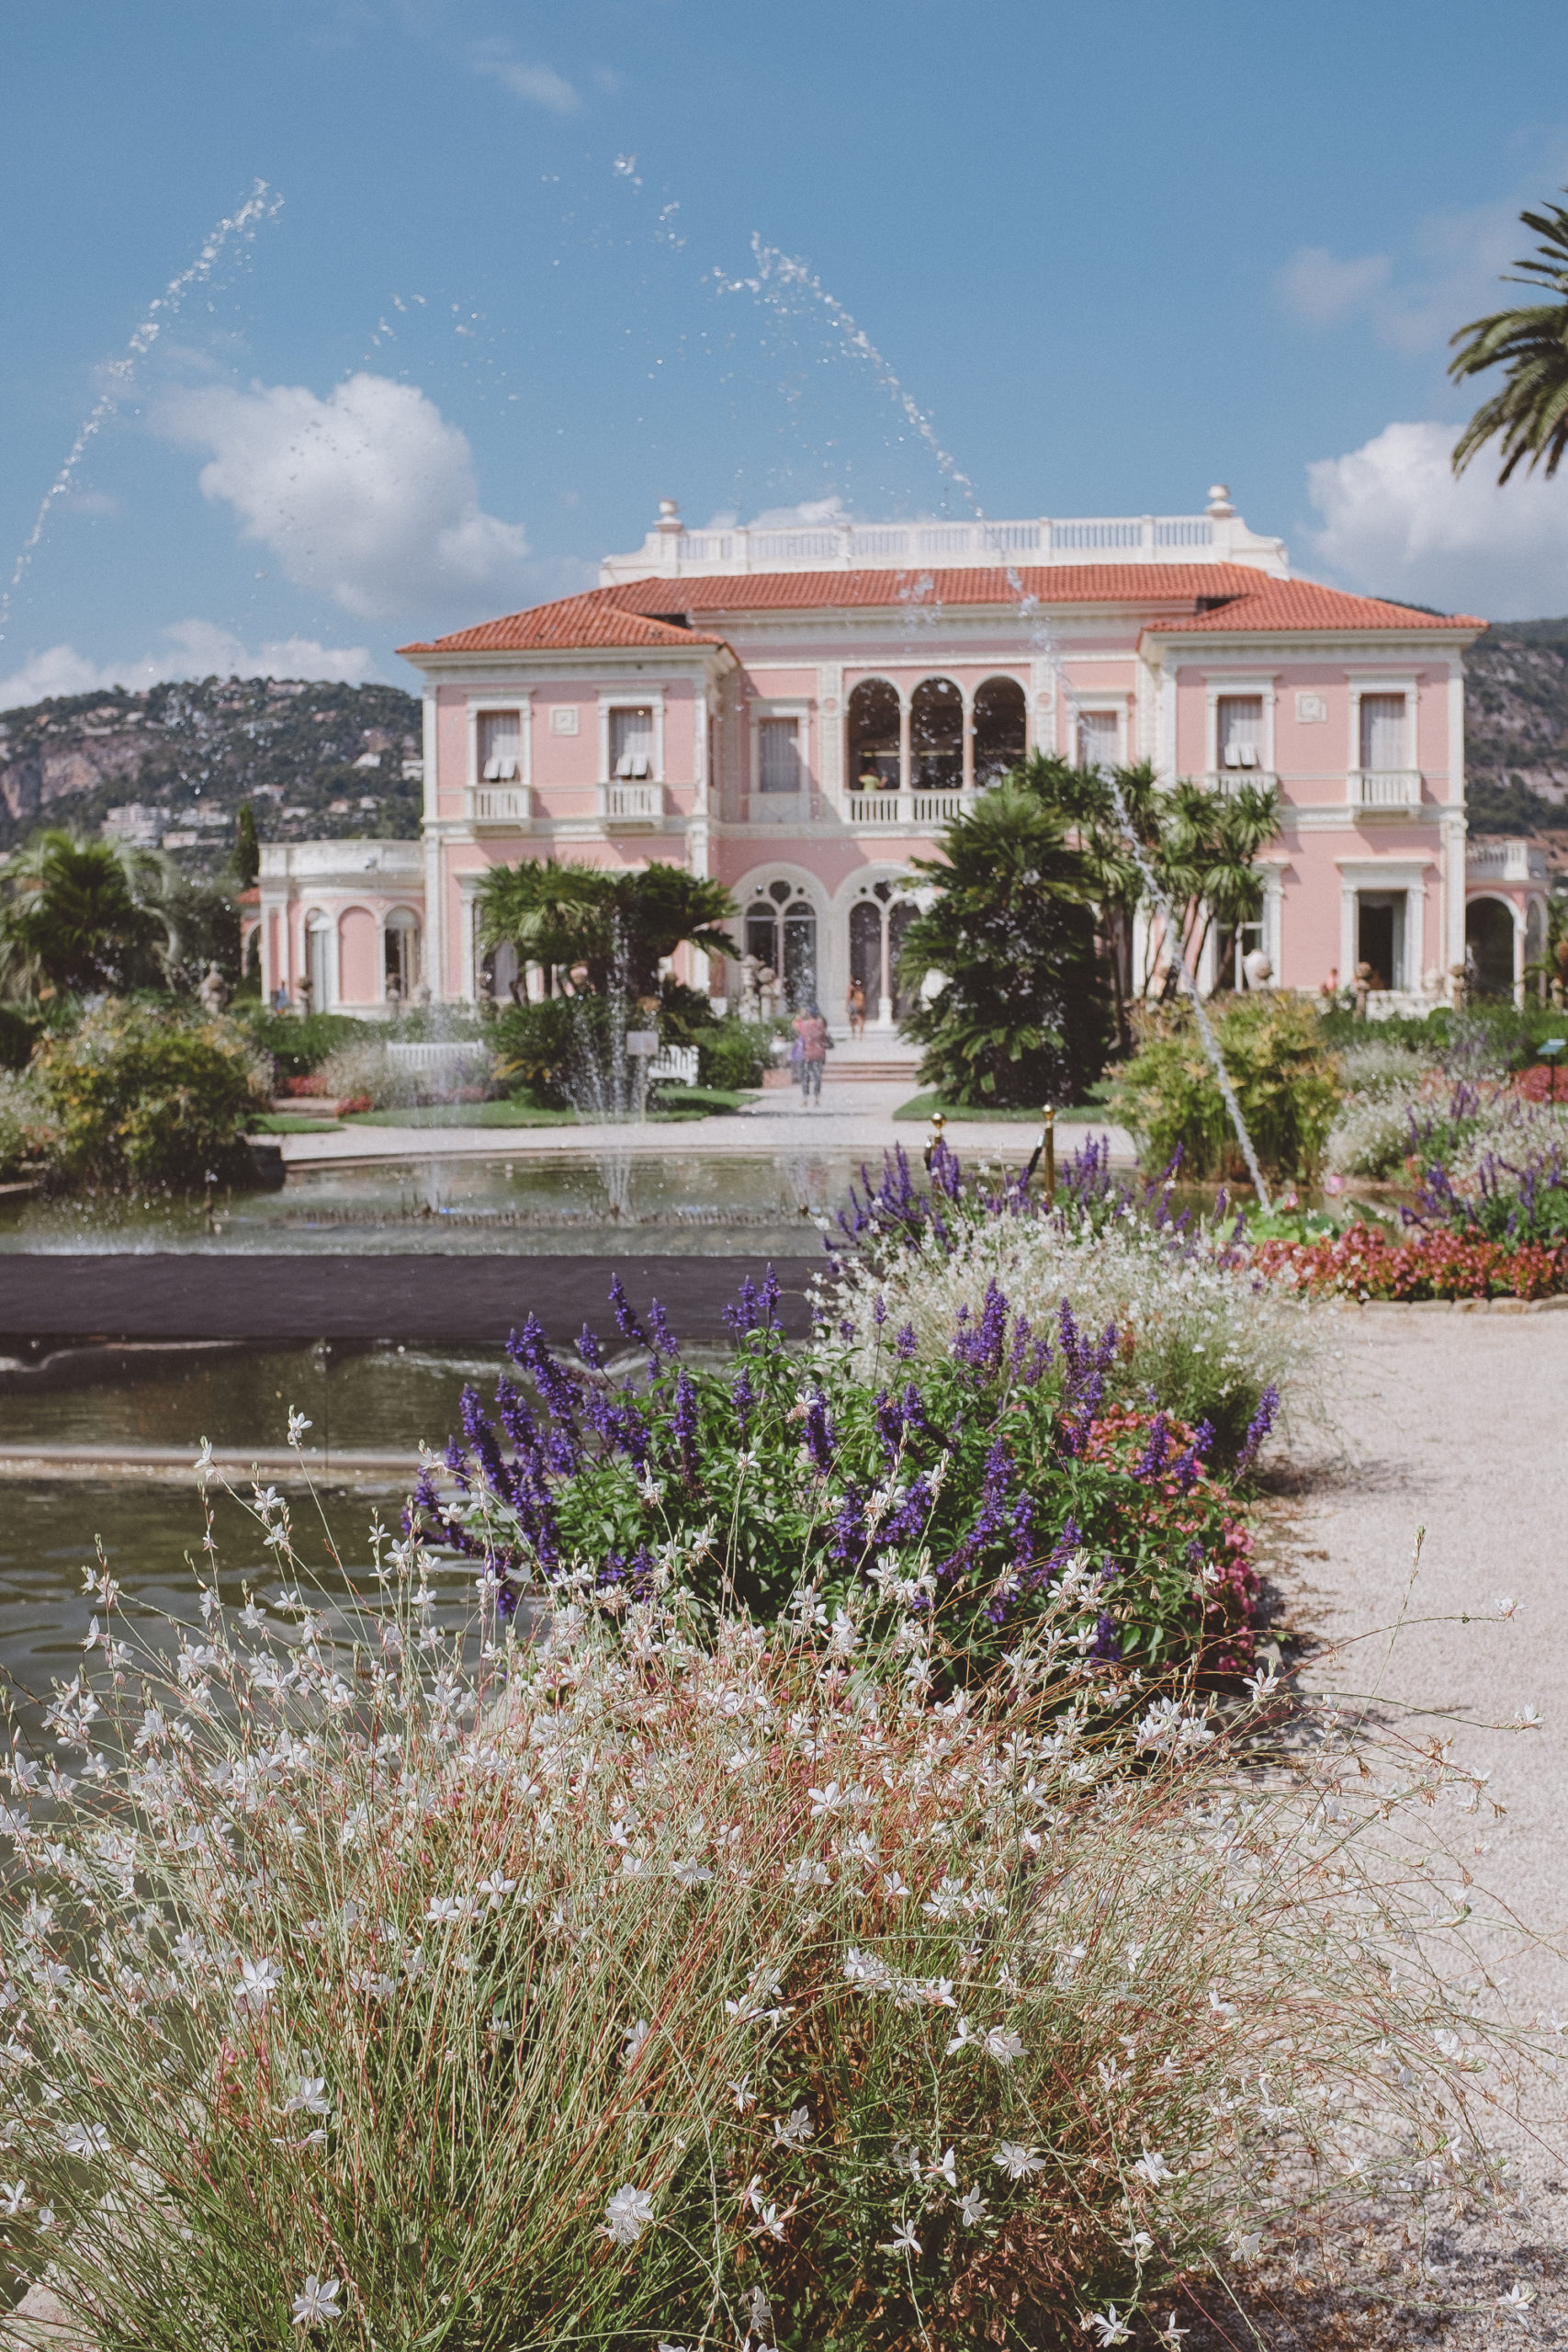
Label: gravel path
xmin=1183 ymin=1308 xmax=1568 ymax=2348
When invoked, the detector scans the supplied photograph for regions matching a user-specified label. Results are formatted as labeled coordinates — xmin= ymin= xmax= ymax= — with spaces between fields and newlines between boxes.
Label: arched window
xmin=847 ymin=678 xmax=900 ymax=793
xmin=910 ymin=677 xmax=963 ymax=790
xmin=744 ymin=878 xmax=818 ymax=1010
xmin=384 ymin=907 xmax=423 ymax=1001
xmin=1465 ymin=899 xmax=1516 ymax=1001
xmin=973 ymin=676 xmax=1027 ymax=786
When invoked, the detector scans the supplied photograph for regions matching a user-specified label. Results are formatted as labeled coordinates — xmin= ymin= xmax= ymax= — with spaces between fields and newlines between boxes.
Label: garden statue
xmin=1241 ymin=948 xmax=1273 ymax=990
xmin=197 ymin=962 xmax=230 ymax=1017
xmin=385 ymin=976 xmax=402 ymax=1013
xmin=1352 ymin=960 xmax=1373 ymax=1019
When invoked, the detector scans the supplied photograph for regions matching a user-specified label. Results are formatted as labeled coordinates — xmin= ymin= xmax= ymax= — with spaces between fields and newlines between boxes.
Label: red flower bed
xmin=1254 ymin=1220 xmax=1568 ymax=1301
xmin=1514 ymin=1063 xmax=1568 ymax=1103
xmin=283 ymin=1072 xmax=329 ymax=1098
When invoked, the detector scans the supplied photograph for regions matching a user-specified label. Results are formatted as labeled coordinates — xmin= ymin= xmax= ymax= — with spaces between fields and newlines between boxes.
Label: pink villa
xmin=254 ymin=490 xmax=1549 ymax=1026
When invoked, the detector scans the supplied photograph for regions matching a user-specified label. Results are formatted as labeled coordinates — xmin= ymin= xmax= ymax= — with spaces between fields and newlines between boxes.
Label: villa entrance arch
xmin=1465 ymin=895 xmax=1517 ymax=1001
xmin=840 ymin=869 xmax=919 ymax=1029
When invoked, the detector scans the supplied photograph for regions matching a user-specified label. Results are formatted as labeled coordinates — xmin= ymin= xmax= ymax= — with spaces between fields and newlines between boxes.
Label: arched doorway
xmin=910 ymin=677 xmax=963 ymax=791
xmin=973 ymin=676 xmax=1027 ymax=786
xmin=1466 ymin=897 xmax=1517 ymax=1001
xmin=847 ymin=679 xmax=900 ymax=793
xmin=303 ymin=912 xmax=331 ymax=1012
xmin=383 ymin=908 xmax=423 ymax=1003
xmin=845 ymin=878 xmax=919 ymax=1027
xmin=745 ymin=878 xmax=819 ymax=1011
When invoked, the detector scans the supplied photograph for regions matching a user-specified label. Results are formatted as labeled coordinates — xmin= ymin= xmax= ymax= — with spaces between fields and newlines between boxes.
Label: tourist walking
xmin=846 ymin=978 xmax=866 ymax=1038
xmin=793 ymin=1003 xmax=830 ymax=1104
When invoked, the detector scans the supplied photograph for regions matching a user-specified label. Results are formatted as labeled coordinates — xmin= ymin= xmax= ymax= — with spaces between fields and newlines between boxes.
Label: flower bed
xmin=412 ymin=1270 xmax=1270 ymax=1680
xmin=1253 ymin=1218 xmax=1568 ymax=1301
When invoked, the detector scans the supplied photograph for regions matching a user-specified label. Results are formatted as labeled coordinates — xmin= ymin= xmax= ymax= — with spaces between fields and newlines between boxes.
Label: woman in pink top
xmin=793 ymin=1004 xmax=829 ymax=1103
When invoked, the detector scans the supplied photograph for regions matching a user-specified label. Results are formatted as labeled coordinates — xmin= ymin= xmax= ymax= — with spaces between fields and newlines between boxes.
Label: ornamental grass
xmin=0 ymin=1452 xmax=1541 ymax=2351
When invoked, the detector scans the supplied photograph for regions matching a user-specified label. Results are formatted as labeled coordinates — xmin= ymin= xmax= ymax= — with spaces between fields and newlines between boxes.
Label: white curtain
xmin=758 ymin=717 xmax=802 ymax=794
xmin=479 ymin=709 xmax=522 ymax=782
xmin=1216 ymin=695 xmax=1263 ymax=768
xmin=1077 ymin=710 xmax=1119 ymax=772
xmin=1359 ymin=694 xmax=1406 ymax=771
xmin=611 ymin=707 xmax=655 ymax=778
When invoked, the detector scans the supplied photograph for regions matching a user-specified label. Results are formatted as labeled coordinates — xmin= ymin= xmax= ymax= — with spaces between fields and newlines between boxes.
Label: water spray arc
xmin=0 ymin=180 xmax=284 ymax=647
xmin=718 ymin=234 xmax=1275 ymax=1206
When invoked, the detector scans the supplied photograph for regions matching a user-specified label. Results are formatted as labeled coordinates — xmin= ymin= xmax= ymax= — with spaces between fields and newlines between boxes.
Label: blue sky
xmin=6 ymin=0 xmax=1568 ymax=707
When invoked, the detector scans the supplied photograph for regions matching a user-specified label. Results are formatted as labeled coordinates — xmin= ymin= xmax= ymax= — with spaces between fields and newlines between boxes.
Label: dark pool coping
xmin=0 ymin=1253 xmax=823 ymax=1345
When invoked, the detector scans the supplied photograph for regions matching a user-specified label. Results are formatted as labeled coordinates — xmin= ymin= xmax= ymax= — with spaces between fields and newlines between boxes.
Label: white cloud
xmin=469 ymin=40 xmax=580 ymax=113
xmin=0 ymin=625 xmax=378 ymax=715
xmin=1275 ymin=245 xmax=1391 ymax=328
xmin=1306 ymin=417 xmax=1568 ymax=617
xmin=1275 ymin=198 xmax=1524 ymax=353
xmin=157 ymin=370 xmax=532 ymax=621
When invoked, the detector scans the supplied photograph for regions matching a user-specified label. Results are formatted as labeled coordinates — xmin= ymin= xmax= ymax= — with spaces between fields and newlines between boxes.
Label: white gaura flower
xmin=728 ymin=2075 xmax=756 ymax=2112
xmin=238 ymin=1955 xmax=284 ymax=2010
xmin=671 ymin=1856 xmax=712 ymax=1889
xmin=773 ymin=2104 xmax=812 ymax=2150
xmin=958 ymin=2185 xmax=987 ymax=2225
xmin=285 ymin=2077 xmax=332 ymax=2119
xmin=983 ymin=2026 xmax=1026 ymax=2064
xmin=290 ymin=2275 xmax=344 ymax=2327
xmin=1497 ymin=2283 xmax=1537 ymax=2323
xmin=58 ymin=2121 xmax=108 ymax=2159
xmin=1495 ymin=1595 xmax=1521 ymax=1619
xmin=929 ymin=2146 xmax=957 ymax=2188
xmin=1133 ymin=2148 xmax=1176 ymax=2188
xmin=622 ymin=2019 xmax=650 ymax=2067
xmin=992 ymin=2141 xmax=1046 ymax=2180
xmin=878 ymin=2221 xmax=921 ymax=2257
xmin=944 ymin=2016 xmax=972 ymax=2054
xmin=604 ymin=2183 xmax=655 ymax=2247
xmin=0 ymin=2182 xmax=28 ymax=2217
xmin=287 ymin=1411 xmax=312 ymax=1445
xmin=1079 ymin=2307 xmax=1132 ymax=2346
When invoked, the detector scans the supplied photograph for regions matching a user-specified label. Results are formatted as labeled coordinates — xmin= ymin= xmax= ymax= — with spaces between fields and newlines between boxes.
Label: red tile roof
xmin=1145 ymin=579 xmax=1484 ymax=634
xmin=399 ymin=568 xmax=1484 ymax=659
xmin=609 ymin=564 xmax=1263 ymax=614
xmin=398 ymin=594 xmax=728 ymax=654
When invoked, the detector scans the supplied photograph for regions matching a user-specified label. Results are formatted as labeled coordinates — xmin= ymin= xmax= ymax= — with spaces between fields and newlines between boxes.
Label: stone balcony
xmin=1203 ymin=770 xmax=1279 ymax=797
xmin=467 ymin=786 xmax=532 ymax=828
xmin=1467 ymin=838 xmax=1548 ymax=883
xmin=1348 ymin=768 xmax=1423 ymax=813
xmin=735 ymin=788 xmax=969 ymax=832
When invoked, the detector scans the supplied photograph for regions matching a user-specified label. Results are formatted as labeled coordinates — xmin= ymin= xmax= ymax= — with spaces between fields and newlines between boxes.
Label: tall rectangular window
xmin=477 ymin=709 xmax=522 ymax=782
xmin=758 ymin=715 xmax=802 ymax=794
xmin=1077 ymin=710 xmax=1120 ymax=772
xmin=1359 ymin=693 xmax=1406 ymax=771
xmin=1216 ymin=695 xmax=1264 ymax=770
xmin=610 ymin=707 xmax=655 ymax=779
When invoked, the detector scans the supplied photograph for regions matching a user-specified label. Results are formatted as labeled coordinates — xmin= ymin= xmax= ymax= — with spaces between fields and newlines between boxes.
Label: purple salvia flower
xmin=1133 ymin=1412 xmax=1170 ymax=1483
xmin=673 ymin=1370 xmax=701 ymax=1482
xmin=608 ymin=1272 xmax=649 ymax=1350
xmin=1234 ymin=1384 xmax=1280 ymax=1476
xmin=1171 ymin=1420 xmax=1214 ymax=1491
xmin=804 ymin=1387 xmax=837 ymax=1474
xmin=577 ymin=1325 xmax=605 ymax=1372
xmin=730 ymin=1363 xmax=755 ymax=1439
xmin=894 ymin=1322 xmax=919 ymax=1362
xmin=647 ymin=1297 xmax=681 ymax=1361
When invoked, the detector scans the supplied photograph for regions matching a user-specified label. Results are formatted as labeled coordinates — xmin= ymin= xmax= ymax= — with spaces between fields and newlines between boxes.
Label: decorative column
xmin=897 ymin=693 xmax=912 ymax=802
xmin=879 ymin=908 xmax=893 ymax=1031
xmin=961 ymin=687 xmax=975 ymax=793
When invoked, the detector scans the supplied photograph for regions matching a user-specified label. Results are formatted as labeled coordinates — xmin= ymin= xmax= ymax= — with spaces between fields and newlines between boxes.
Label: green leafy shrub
xmin=1111 ymin=996 xmax=1342 ymax=1182
xmin=31 ymin=1001 xmax=270 ymax=1190
xmin=696 ymin=1012 xmax=769 ymax=1090
xmin=236 ymin=1010 xmax=378 ymax=1085
xmin=0 ymin=1069 xmax=51 ymax=1180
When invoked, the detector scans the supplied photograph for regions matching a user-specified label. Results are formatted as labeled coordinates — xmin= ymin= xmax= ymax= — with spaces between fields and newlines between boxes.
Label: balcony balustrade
xmin=1467 ymin=839 xmax=1547 ymax=882
xmin=467 ymin=786 xmax=532 ymax=826
xmin=600 ymin=780 xmax=664 ymax=825
xmin=1348 ymin=768 xmax=1423 ymax=812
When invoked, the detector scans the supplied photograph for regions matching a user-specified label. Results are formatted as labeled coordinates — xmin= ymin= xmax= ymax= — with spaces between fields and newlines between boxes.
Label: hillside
xmin=0 ymin=676 xmax=423 ymax=865
xmin=1461 ymin=618 xmax=1568 ymax=837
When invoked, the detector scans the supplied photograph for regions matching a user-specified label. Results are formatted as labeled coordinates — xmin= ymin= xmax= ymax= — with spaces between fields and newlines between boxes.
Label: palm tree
xmin=898 ymin=780 xmax=1110 ymax=1105
xmin=475 ymin=858 xmax=736 ymax=1000
xmin=1450 ymin=197 xmax=1568 ymax=481
xmin=0 ymin=831 xmax=175 ymax=1001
